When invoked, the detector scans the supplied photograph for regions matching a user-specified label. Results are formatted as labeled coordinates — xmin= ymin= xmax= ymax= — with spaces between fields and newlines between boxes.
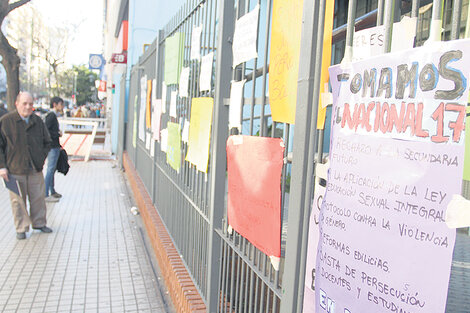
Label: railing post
xmin=206 ymin=0 xmax=234 ymax=312
xmin=280 ymin=0 xmax=323 ymax=312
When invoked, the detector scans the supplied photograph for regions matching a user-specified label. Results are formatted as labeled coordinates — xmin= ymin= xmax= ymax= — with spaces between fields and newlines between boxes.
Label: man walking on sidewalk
xmin=0 ymin=92 xmax=53 ymax=240
xmin=44 ymin=96 xmax=64 ymax=202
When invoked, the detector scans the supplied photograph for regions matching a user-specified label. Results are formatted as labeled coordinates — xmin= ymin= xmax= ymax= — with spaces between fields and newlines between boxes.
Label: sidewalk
xmin=0 ymin=160 xmax=173 ymax=313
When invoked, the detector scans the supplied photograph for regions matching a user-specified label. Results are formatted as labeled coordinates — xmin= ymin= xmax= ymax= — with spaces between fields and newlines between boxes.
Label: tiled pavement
xmin=0 ymin=161 xmax=173 ymax=313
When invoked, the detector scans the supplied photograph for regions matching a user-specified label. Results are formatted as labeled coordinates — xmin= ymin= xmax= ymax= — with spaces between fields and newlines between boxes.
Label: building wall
xmin=4 ymin=3 xmax=50 ymax=98
xmin=127 ymin=0 xmax=184 ymax=69
xmin=105 ymin=0 xmax=185 ymax=153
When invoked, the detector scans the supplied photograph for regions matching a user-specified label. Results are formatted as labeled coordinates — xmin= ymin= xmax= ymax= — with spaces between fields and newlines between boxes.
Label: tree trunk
xmin=2 ymin=52 xmax=20 ymax=111
xmin=52 ymin=64 xmax=59 ymax=96
xmin=0 ymin=0 xmax=32 ymax=110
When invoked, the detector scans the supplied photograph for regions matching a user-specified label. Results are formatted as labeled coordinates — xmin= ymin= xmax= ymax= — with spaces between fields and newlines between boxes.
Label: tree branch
xmin=8 ymin=0 xmax=31 ymax=14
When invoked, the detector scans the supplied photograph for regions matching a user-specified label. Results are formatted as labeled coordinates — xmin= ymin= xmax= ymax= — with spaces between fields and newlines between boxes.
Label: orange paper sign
xmin=227 ymin=135 xmax=284 ymax=265
xmin=268 ymin=0 xmax=304 ymax=124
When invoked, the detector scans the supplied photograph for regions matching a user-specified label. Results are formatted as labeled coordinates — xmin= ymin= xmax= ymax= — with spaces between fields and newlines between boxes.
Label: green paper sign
xmin=166 ymin=122 xmax=182 ymax=171
xmin=164 ymin=33 xmax=185 ymax=85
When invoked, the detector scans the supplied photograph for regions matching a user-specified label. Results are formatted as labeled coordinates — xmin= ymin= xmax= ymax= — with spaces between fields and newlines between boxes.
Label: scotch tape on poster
xmin=321 ymin=92 xmax=333 ymax=109
xmin=231 ymin=135 xmax=244 ymax=146
xmin=446 ymin=194 xmax=470 ymax=228
xmin=315 ymin=161 xmax=330 ymax=181
xmin=270 ymin=256 xmax=280 ymax=271
xmin=425 ymin=19 xmax=443 ymax=45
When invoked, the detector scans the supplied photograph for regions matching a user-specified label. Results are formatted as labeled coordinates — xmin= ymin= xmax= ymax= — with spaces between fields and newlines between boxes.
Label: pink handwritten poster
xmin=227 ymin=135 xmax=284 ymax=269
xmin=305 ymin=39 xmax=470 ymax=313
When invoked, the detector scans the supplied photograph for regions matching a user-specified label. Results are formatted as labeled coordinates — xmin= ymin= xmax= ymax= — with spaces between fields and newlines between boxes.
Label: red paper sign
xmin=227 ymin=135 xmax=284 ymax=260
xmin=111 ymin=52 xmax=127 ymax=64
xmin=98 ymin=80 xmax=107 ymax=92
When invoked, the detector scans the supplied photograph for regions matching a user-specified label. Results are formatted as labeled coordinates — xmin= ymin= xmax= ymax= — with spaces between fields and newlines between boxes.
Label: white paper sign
xmin=179 ymin=67 xmax=190 ymax=98
xmin=391 ymin=16 xmax=417 ymax=53
xmin=152 ymin=79 xmax=157 ymax=102
xmin=352 ymin=17 xmax=416 ymax=62
xmin=352 ymin=25 xmax=385 ymax=61
xmin=308 ymin=39 xmax=470 ymax=313
xmin=170 ymin=90 xmax=178 ymax=118
xmin=160 ymin=128 xmax=168 ymax=152
xmin=182 ymin=119 xmax=190 ymax=143
xmin=145 ymin=132 xmax=151 ymax=150
xmin=190 ymin=25 xmax=203 ymax=60
xmin=138 ymin=75 xmax=147 ymax=141
xmin=200 ymin=52 xmax=214 ymax=92
xmin=152 ymin=99 xmax=162 ymax=141
xmin=229 ymin=79 xmax=246 ymax=130
xmin=232 ymin=4 xmax=259 ymax=67
xmin=150 ymin=138 xmax=155 ymax=157
xmin=161 ymin=82 xmax=167 ymax=114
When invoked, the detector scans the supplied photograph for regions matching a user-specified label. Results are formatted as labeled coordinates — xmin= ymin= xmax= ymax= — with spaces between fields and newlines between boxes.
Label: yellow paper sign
xmin=185 ymin=97 xmax=214 ymax=173
xmin=268 ymin=0 xmax=304 ymax=125
xmin=317 ymin=0 xmax=335 ymax=129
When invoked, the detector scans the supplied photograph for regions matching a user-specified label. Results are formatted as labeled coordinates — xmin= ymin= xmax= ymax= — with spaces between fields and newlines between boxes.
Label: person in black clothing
xmin=44 ymin=96 xmax=64 ymax=202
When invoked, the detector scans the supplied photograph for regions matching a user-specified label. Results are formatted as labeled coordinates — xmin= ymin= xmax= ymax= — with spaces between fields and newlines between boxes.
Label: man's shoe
xmin=33 ymin=226 xmax=52 ymax=233
xmin=51 ymin=192 xmax=62 ymax=199
xmin=16 ymin=232 xmax=26 ymax=240
xmin=45 ymin=196 xmax=59 ymax=202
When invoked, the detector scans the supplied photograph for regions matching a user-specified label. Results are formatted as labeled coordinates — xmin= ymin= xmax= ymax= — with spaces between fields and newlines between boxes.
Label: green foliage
xmin=55 ymin=68 xmax=75 ymax=98
xmin=73 ymin=65 xmax=98 ymax=106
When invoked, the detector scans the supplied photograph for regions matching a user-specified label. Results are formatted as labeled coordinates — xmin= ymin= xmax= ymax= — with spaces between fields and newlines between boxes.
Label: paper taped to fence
xmin=164 ymin=32 xmax=185 ymax=85
xmin=268 ymin=0 xmax=303 ymax=124
xmin=161 ymin=82 xmax=167 ymax=114
xmin=200 ymin=52 xmax=213 ymax=92
xmin=138 ymin=76 xmax=147 ymax=141
xmin=152 ymin=99 xmax=162 ymax=141
xmin=227 ymin=135 xmax=284 ymax=269
xmin=179 ymin=67 xmax=190 ymax=98
xmin=317 ymin=0 xmax=335 ymax=130
xmin=229 ymin=79 xmax=246 ymax=130
xmin=170 ymin=90 xmax=178 ymax=118
xmin=232 ymin=4 xmax=259 ymax=68
xmin=190 ymin=25 xmax=202 ymax=60
xmin=304 ymin=39 xmax=470 ymax=313
xmin=166 ymin=122 xmax=181 ymax=172
xmin=185 ymin=97 xmax=213 ymax=173
xmin=182 ymin=119 xmax=190 ymax=143
xmin=160 ymin=128 xmax=168 ymax=152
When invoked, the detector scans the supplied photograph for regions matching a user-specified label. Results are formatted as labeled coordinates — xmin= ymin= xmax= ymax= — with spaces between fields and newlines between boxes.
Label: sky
xmin=31 ymin=0 xmax=104 ymax=66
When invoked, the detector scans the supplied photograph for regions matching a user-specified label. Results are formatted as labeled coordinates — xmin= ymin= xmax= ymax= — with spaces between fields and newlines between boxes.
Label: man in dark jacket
xmin=0 ymin=92 xmax=53 ymax=240
xmin=44 ymin=96 xmax=64 ymax=202
xmin=0 ymin=102 xmax=7 ymax=118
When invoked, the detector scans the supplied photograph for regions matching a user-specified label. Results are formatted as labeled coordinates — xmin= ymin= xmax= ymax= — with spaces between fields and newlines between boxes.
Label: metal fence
xmin=116 ymin=0 xmax=470 ymax=312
